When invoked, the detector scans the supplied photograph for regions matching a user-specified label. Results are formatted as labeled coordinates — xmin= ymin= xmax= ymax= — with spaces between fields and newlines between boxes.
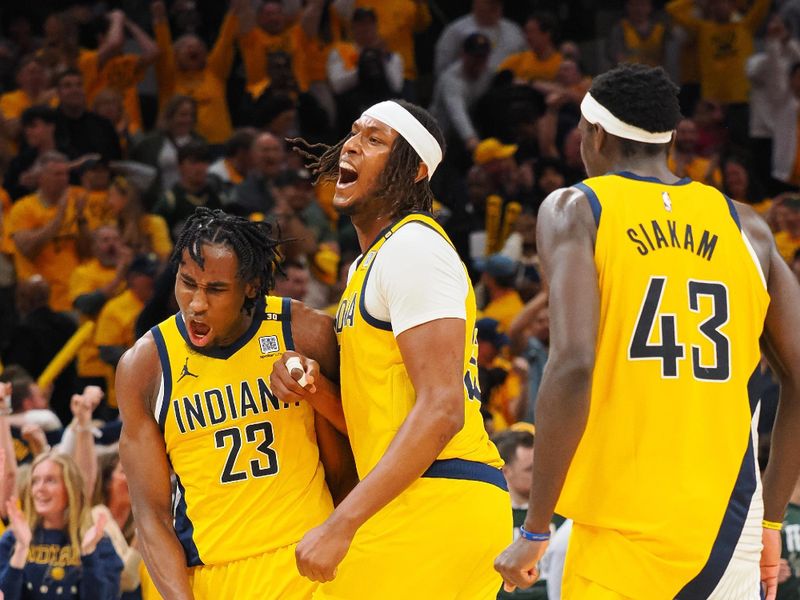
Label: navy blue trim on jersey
xmin=150 ymin=325 xmax=172 ymax=431
xmin=358 ymin=257 xmax=393 ymax=331
xmin=723 ymin=194 xmax=742 ymax=231
xmin=574 ymin=182 xmax=602 ymax=227
xmin=675 ymin=381 xmax=760 ymax=599
xmin=281 ymin=297 xmax=295 ymax=350
xmin=175 ymin=298 xmax=265 ymax=359
xmin=611 ymin=170 xmax=692 ymax=186
xmin=422 ymin=458 xmax=508 ymax=492
xmin=174 ymin=474 xmax=203 ymax=567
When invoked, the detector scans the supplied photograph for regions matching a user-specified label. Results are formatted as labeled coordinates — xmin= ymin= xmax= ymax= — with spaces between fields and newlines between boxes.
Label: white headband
xmin=361 ymin=101 xmax=442 ymax=178
xmin=580 ymin=92 xmax=673 ymax=144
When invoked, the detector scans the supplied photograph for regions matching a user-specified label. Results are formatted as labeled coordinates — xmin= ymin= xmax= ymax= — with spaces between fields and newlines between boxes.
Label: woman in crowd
xmin=107 ymin=177 xmax=172 ymax=262
xmin=0 ymin=452 xmax=123 ymax=599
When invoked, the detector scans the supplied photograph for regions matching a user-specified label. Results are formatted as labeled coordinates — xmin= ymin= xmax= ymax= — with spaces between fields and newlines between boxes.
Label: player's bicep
xmin=537 ymin=189 xmax=600 ymax=360
xmin=117 ymin=340 xmax=173 ymax=521
xmin=314 ymin=412 xmax=357 ymax=505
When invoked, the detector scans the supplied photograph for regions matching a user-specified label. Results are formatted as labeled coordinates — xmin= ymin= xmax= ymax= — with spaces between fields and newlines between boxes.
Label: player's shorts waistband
xmin=422 ymin=458 xmax=508 ymax=491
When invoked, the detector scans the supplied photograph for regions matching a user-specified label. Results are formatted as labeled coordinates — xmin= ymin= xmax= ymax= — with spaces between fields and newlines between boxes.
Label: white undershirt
xmin=348 ymin=222 xmax=468 ymax=336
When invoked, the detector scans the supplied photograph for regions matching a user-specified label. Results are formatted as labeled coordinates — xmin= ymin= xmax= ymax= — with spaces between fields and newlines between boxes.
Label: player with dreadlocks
xmin=494 ymin=63 xmax=800 ymax=600
xmin=276 ymin=100 xmax=511 ymax=598
xmin=117 ymin=207 xmax=354 ymax=600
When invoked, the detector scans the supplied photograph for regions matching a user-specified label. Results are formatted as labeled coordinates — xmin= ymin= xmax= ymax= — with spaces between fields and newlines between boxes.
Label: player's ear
xmin=244 ymin=279 xmax=259 ymax=300
xmin=414 ymin=161 xmax=428 ymax=183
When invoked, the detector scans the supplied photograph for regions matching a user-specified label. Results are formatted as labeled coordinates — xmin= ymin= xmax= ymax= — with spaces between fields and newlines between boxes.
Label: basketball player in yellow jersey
xmin=278 ymin=99 xmax=511 ymax=598
xmin=495 ymin=63 xmax=800 ymax=600
xmin=116 ymin=208 xmax=354 ymax=600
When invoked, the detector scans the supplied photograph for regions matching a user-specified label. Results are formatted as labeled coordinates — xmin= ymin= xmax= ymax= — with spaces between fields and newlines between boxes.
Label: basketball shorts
xmin=189 ymin=542 xmax=318 ymax=600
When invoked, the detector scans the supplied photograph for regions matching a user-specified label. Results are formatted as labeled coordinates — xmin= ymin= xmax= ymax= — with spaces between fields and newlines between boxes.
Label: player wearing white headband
xmin=284 ymin=99 xmax=511 ymax=598
xmin=495 ymin=63 xmax=800 ymax=600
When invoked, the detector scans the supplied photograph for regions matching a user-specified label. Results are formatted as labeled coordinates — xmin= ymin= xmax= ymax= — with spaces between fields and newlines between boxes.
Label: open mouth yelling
xmin=337 ymin=162 xmax=358 ymax=191
xmin=188 ymin=319 xmax=211 ymax=347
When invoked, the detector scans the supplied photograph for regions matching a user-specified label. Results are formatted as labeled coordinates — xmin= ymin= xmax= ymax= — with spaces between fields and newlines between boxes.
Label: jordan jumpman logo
xmin=177 ymin=357 xmax=199 ymax=382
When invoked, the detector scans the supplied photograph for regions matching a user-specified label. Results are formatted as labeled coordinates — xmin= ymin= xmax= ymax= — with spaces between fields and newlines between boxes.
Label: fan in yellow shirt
xmin=477 ymin=254 xmax=524 ymax=332
xmin=7 ymin=153 xmax=92 ymax=312
xmin=151 ymin=0 xmax=245 ymax=144
xmin=80 ymin=10 xmax=159 ymax=135
xmin=107 ymin=177 xmax=172 ymax=263
xmin=0 ymin=56 xmax=57 ymax=141
xmin=498 ymin=12 xmax=562 ymax=83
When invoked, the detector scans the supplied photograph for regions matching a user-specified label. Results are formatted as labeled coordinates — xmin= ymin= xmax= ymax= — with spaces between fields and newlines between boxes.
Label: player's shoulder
xmin=117 ymin=331 xmax=163 ymax=413
xmin=539 ymin=186 xmax=598 ymax=231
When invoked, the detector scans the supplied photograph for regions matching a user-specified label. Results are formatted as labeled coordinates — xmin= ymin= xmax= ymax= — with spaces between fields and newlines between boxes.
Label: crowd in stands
xmin=0 ymin=0 xmax=797 ymax=598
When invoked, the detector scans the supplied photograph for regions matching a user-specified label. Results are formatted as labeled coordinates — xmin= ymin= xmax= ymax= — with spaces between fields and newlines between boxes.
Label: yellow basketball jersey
xmin=335 ymin=213 xmax=503 ymax=481
xmin=556 ymin=172 xmax=769 ymax=596
xmin=151 ymin=296 xmax=333 ymax=567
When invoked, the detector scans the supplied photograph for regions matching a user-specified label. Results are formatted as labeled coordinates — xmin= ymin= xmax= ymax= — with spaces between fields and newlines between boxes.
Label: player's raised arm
xmin=118 ymin=334 xmax=193 ymax=600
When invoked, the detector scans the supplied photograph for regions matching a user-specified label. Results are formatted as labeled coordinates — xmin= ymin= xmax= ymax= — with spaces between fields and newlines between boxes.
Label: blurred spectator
xmin=4 ymin=106 xmax=57 ymax=201
xmin=94 ymin=255 xmax=157 ymax=412
xmin=429 ymin=32 xmax=494 ymax=156
xmin=107 ymin=177 xmax=172 ymax=262
xmin=208 ymin=128 xmax=256 ymax=200
xmin=508 ymin=290 xmax=549 ymax=424
xmin=476 ymin=318 xmax=527 ymax=433
xmin=151 ymin=0 xmax=245 ymax=144
xmin=237 ymin=0 xmax=302 ymax=98
xmin=475 ymin=253 xmax=523 ymax=331
xmin=531 ymin=59 xmax=591 ymax=111
xmin=666 ymin=0 xmax=770 ymax=147
xmin=691 ymin=99 xmax=727 ymax=158
xmin=230 ymin=132 xmax=285 ymax=216
xmin=774 ymin=195 xmax=800 ymax=263
xmin=7 ymin=151 xmax=92 ymax=312
xmin=81 ymin=10 xmax=159 ymax=138
xmin=273 ymin=259 xmax=311 ymax=301
xmin=5 ymin=375 xmax=63 ymax=465
xmin=53 ymin=69 xmax=122 ymax=163
xmin=1 ymin=277 xmax=77 ymax=425
xmin=746 ymin=15 xmax=800 ymax=193
xmin=38 ymin=12 xmax=89 ymax=77
xmin=351 ymin=0 xmax=432 ymax=97
xmin=79 ymin=158 xmax=114 ymax=230
xmin=721 ymin=154 xmax=771 ymax=213
xmin=91 ymin=454 xmax=143 ymax=599
xmin=91 ymin=89 xmax=135 ymax=156
xmin=273 ymin=168 xmax=335 ymax=247
xmin=560 ymin=126 xmax=586 ymax=183
xmin=497 ymin=12 xmax=562 ymax=84
xmin=0 ymin=452 xmax=123 ymax=599
xmin=0 ymin=56 xmax=55 ymax=142
xmin=328 ymin=8 xmax=403 ymax=135
xmin=494 ymin=428 xmax=546 ymax=599
xmin=434 ymin=0 xmax=526 ymax=76
xmin=130 ymin=94 xmax=203 ymax=196
xmin=500 ymin=210 xmax=540 ymax=300
xmin=153 ymin=141 xmax=222 ymax=235
xmin=473 ymin=138 xmax=531 ymax=209
xmin=606 ymin=0 xmax=667 ymax=68
xmin=68 ymin=226 xmax=132 ymax=396
xmin=667 ymin=118 xmax=722 ymax=187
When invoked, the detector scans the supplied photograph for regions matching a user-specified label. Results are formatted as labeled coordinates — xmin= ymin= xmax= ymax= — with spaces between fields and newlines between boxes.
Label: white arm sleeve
xmin=364 ymin=223 xmax=468 ymax=336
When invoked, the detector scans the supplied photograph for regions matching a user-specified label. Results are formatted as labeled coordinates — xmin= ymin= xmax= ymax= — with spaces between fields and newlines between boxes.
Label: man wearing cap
xmin=495 ymin=63 xmax=800 ymax=600
xmin=429 ymin=31 xmax=494 ymax=154
xmin=283 ymin=99 xmax=511 ymax=597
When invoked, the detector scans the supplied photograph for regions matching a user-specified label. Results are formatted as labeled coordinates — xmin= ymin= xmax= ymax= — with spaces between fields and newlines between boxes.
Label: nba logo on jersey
xmin=259 ymin=335 xmax=280 ymax=355
xmin=662 ymin=191 xmax=672 ymax=212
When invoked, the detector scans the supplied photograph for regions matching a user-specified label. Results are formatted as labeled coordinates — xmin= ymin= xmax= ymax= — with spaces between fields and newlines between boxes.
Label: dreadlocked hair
xmin=170 ymin=207 xmax=281 ymax=314
xmin=590 ymin=63 xmax=680 ymax=158
xmin=291 ymin=100 xmax=446 ymax=218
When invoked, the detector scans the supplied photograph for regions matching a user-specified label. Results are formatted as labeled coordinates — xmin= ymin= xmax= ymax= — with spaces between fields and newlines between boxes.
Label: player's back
xmin=556 ymin=172 xmax=769 ymax=593
xmin=150 ymin=296 xmax=333 ymax=566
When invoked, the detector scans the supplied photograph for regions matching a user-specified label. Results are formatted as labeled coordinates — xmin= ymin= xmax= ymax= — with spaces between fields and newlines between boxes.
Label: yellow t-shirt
xmin=154 ymin=13 xmax=239 ymax=143
xmin=620 ymin=19 xmax=665 ymax=67
xmin=95 ymin=288 xmax=145 ymax=407
xmin=82 ymin=51 xmax=146 ymax=134
xmin=291 ymin=10 xmax=343 ymax=91
xmin=7 ymin=189 xmax=87 ymax=311
xmin=668 ymin=153 xmax=723 ymax=188
xmin=0 ymin=90 xmax=57 ymax=121
xmin=355 ymin=0 xmax=431 ymax=80
xmin=774 ymin=230 xmax=800 ymax=263
xmin=667 ymin=0 xmax=770 ymax=103
xmin=0 ymin=188 xmax=13 ymax=255
xmin=69 ymin=258 xmax=125 ymax=378
xmin=139 ymin=214 xmax=173 ymax=262
xmin=238 ymin=25 xmax=301 ymax=89
xmin=482 ymin=291 xmax=524 ymax=333
xmin=497 ymin=50 xmax=563 ymax=83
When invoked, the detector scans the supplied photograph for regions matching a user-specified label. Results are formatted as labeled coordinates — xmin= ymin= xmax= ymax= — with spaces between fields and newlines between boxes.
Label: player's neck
xmin=352 ymin=213 xmax=393 ymax=253
xmin=215 ymin=312 xmax=255 ymax=348
xmin=608 ymin=156 xmax=679 ymax=184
